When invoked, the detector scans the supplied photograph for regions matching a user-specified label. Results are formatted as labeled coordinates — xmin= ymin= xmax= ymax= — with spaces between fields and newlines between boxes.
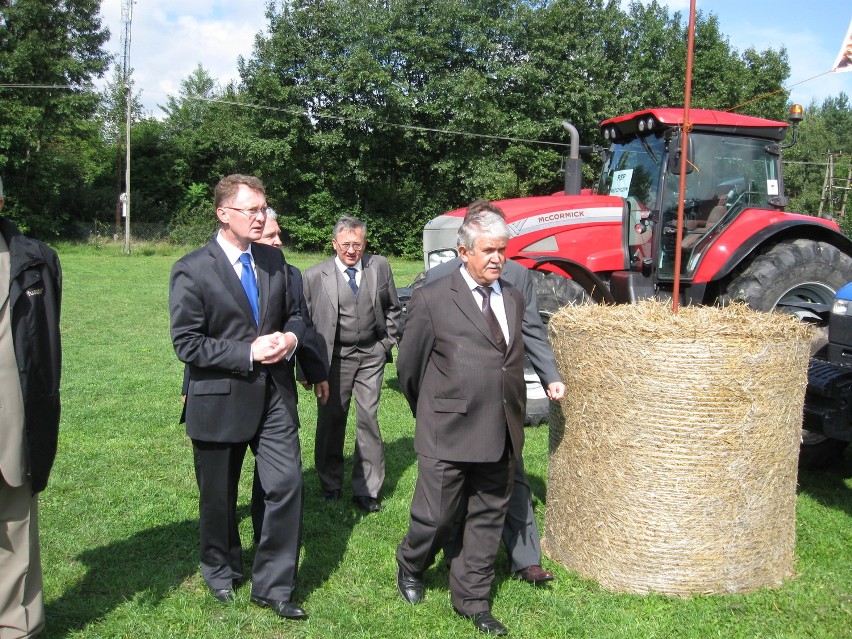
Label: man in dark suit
xmin=396 ymin=211 xmax=526 ymax=636
xmin=302 ymin=216 xmax=401 ymax=513
xmin=169 ymin=174 xmax=307 ymax=620
xmin=425 ymin=201 xmax=565 ymax=586
xmin=250 ymin=209 xmax=328 ymax=542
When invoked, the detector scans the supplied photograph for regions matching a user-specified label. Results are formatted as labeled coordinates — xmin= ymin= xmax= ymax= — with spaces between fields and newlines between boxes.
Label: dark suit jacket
xmin=169 ymin=239 xmax=305 ymax=442
xmin=302 ymin=253 xmax=401 ymax=369
xmin=397 ymin=268 xmax=526 ymax=463
xmin=0 ymin=217 xmax=62 ymax=493
xmin=286 ymin=264 xmax=327 ymax=384
xmin=178 ymin=263 xmax=327 ymax=398
xmin=425 ymin=258 xmax=561 ymax=385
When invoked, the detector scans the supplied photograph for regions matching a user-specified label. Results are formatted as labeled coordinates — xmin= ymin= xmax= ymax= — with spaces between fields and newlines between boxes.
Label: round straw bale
xmin=543 ymin=301 xmax=812 ymax=595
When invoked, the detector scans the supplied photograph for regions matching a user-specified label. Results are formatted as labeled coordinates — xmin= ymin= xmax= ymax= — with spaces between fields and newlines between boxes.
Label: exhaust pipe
xmin=562 ymin=121 xmax=582 ymax=195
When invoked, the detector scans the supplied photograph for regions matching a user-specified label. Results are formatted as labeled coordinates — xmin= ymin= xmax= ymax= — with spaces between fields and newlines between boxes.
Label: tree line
xmin=1 ymin=0 xmax=850 ymax=256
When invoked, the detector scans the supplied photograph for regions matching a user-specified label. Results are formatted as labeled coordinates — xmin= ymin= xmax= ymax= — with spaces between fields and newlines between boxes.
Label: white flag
xmin=833 ymin=18 xmax=852 ymax=72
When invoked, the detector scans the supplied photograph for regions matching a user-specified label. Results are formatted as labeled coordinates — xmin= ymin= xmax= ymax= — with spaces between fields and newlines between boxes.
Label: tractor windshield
xmin=599 ymin=132 xmax=666 ymax=210
xmin=657 ymin=133 xmax=783 ymax=279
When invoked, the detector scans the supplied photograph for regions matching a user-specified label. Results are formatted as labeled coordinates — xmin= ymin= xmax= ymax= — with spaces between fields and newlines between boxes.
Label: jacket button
xmin=259 ymin=372 xmax=267 ymax=380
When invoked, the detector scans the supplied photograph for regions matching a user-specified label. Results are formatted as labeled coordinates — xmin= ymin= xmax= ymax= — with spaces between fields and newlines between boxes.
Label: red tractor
xmin=418 ymin=106 xmax=852 ymax=466
xmin=425 ymin=106 xmax=852 ymax=314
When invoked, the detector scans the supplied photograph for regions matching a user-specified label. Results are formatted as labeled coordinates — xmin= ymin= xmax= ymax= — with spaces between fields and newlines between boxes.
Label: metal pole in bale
xmin=543 ymin=302 xmax=812 ymax=596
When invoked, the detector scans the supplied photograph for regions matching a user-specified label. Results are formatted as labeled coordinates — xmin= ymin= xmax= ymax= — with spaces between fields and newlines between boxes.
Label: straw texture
xmin=543 ymin=301 xmax=813 ymax=595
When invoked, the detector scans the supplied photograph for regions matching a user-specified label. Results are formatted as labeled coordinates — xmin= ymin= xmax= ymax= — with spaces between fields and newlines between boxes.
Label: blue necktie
xmin=239 ymin=252 xmax=259 ymax=325
xmin=345 ymin=267 xmax=359 ymax=297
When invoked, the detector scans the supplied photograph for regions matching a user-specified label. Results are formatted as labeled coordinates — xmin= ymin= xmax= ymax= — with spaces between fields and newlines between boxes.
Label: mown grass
xmin=40 ymin=241 xmax=851 ymax=638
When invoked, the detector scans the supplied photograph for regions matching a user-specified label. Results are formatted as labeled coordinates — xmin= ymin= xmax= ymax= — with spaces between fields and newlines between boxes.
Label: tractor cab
xmin=598 ymin=108 xmax=793 ymax=284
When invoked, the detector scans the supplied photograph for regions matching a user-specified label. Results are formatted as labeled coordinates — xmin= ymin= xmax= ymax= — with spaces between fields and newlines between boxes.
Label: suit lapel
xmin=254 ymin=245 xmax=271 ymax=329
xmin=0 ymin=232 xmax=10 ymax=309
xmin=501 ymin=279 xmax=518 ymax=349
xmin=362 ymin=254 xmax=379 ymax=306
xmin=321 ymin=258 xmax=339 ymax=312
xmin=450 ymin=269 xmax=502 ymax=351
xmin=208 ymin=241 xmax=257 ymax=327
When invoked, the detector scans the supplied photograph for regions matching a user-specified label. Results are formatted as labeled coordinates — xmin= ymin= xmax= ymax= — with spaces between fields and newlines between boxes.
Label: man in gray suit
xmin=396 ymin=211 xmax=525 ymax=636
xmin=302 ymin=216 xmax=401 ymax=512
xmin=170 ymin=174 xmax=307 ymax=619
xmin=0 ymin=176 xmax=62 ymax=638
xmin=425 ymin=201 xmax=565 ymax=586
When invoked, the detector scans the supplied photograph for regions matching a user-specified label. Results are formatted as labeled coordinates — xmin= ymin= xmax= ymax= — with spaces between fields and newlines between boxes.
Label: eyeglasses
xmin=222 ymin=206 xmax=269 ymax=220
xmin=336 ymin=242 xmax=363 ymax=251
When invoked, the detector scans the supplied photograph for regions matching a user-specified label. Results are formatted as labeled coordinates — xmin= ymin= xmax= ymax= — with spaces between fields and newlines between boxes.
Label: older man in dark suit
xmin=250 ymin=209 xmax=328 ymax=543
xmin=425 ymin=201 xmax=564 ymax=587
xmin=396 ymin=211 xmax=526 ymax=636
xmin=302 ymin=216 xmax=400 ymax=513
xmin=169 ymin=174 xmax=307 ymax=620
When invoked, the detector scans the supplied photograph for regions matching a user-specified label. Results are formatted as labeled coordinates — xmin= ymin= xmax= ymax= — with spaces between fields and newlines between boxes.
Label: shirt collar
xmin=216 ymin=230 xmax=252 ymax=266
xmin=459 ymin=263 xmax=502 ymax=295
xmin=335 ymin=255 xmax=362 ymax=274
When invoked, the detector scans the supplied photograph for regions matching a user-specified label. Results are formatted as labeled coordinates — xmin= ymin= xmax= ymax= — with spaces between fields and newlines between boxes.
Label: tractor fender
xmin=692 ymin=216 xmax=852 ymax=284
xmin=515 ymin=255 xmax=616 ymax=304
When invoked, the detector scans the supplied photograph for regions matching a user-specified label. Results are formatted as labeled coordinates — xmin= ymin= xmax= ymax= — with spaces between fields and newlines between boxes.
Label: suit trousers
xmin=315 ymin=343 xmax=386 ymax=498
xmin=192 ymin=381 xmax=304 ymax=601
xmin=397 ymin=452 xmax=515 ymax=616
xmin=501 ymin=458 xmax=542 ymax=572
xmin=445 ymin=456 xmax=541 ymax=573
xmin=0 ymin=478 xmax=43 ymax=639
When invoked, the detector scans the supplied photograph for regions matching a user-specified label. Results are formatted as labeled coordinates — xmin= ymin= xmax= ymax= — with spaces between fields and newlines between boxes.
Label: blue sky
xmin=97 ymin=0 xmax=851 ymax=119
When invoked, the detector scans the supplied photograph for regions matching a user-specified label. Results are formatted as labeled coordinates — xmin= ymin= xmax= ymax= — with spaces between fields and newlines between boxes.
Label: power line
xmin=0 ymin=82 xmax=574 ymax=148
xmin=1 ymin=83 xmax=848 ymax=158
xmin=180 ymin=93 xmax=573 ymax=148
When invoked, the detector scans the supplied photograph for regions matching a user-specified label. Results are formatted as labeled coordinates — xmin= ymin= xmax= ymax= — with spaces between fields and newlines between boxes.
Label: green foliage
xmin=782 ymin=94 xmax=852 ymax=224
xmin=0 ymin=0 xmax=110 ymax=238
xmin=167 ymin=182 xmax=217 ymax=247
xmin=4 ymin=0 xmax=842 ymax=250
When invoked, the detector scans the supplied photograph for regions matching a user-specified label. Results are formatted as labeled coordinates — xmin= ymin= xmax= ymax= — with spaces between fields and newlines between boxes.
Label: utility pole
xmin=120 ymin=0 xmax=133 ymax=254
xmin=819 ymin=152 xmax=852 ymax=219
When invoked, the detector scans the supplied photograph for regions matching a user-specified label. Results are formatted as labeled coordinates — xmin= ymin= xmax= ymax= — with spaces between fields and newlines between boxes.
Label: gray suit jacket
xmin=397 ymin=268 xmax=526 ymax=463
xmin=302 ymin=253 xmax=401 ymax=369
xmin=169 ymin=239 xmax=305 ymax=442
xmin=425 ymin=258 xmax=561 ymax=385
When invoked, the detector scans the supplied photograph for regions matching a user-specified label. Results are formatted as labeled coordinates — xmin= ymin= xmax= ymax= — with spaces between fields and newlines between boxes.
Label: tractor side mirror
xmin=668 ymin=133 xmax=694 ymax=175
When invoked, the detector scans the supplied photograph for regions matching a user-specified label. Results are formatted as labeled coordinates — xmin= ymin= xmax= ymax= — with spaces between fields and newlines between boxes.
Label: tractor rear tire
xmin=722 ymin=238 xmax=852 ymax=471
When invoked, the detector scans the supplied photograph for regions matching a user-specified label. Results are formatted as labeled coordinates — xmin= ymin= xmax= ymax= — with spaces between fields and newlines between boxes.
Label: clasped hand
xmin=251 ymin=332 xmax=296 ymax=364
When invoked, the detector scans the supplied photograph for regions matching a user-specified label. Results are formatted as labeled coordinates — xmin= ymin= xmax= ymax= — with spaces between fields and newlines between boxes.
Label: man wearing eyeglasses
xmin=302 ymin=216 xmax=401 ymax=513
xmin=169 ymin=174 xmax=308 ymax=620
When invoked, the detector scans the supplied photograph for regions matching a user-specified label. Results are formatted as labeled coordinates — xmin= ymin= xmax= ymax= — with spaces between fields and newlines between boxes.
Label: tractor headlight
xmin=832 ymin=298 xmax=852 ymax=316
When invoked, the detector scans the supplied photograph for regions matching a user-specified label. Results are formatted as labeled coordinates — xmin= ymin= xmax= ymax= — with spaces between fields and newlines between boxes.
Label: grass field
xmin=38 ymin=242 xmax=851 ymax=638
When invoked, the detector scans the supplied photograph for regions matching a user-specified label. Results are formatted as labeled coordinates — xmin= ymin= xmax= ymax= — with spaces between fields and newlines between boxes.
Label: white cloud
xmin=98 ymin=0 xmax=267 ymax=117
xmin=99 ymin=1 xmax=850 ymax=117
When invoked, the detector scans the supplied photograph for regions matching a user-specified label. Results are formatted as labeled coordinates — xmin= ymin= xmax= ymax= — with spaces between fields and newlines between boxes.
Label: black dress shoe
xmin=514 ymin=564 xmax=555 ymax=585
xmin=323 ymin=489 xmax=342 ymax=501
xmin=209 ymin=586 xmax=235 ymax=603
xmin=250 ymin=595 xmax=307 ymax=619
xmin=396 ymin=566 xmax=424 ymax=604
xmin=353 ymin=495 xmax=381 ymax=512
xmin=455 ymin=609 xmax=508 ymax=636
